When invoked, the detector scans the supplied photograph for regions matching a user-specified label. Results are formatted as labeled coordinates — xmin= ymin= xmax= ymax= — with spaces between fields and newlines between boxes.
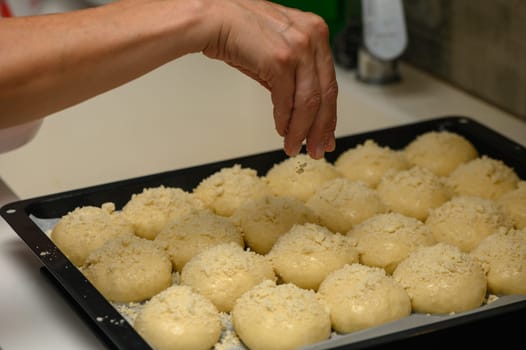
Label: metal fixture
xmin=357 ymin=0 xmax=408 ymax=84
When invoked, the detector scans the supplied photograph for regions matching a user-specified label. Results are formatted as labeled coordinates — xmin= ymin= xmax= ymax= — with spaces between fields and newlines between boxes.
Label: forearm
xmin=0 ymin=0 xmax=210 ymax=128
xmin=0 ymin=0 xmax=337 ymax=159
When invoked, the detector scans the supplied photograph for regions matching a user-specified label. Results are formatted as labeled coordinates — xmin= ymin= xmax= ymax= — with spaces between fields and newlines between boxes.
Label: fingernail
xmin=313 ymin=143 xmax=325 ymax=159
xmin=286 ymin=142 xmax=302 ymax=157
xmin=325 ymin=134 xmax=336 ymax=151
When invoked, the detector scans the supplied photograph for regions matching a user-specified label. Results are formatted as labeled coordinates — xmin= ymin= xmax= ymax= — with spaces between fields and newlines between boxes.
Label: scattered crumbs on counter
xmin=215 ymin=329 xmax=244 ymax=350
xmin=487 ymin=294 xmax=499 ymax=304
xmin=95 ymin=315 xmax=127 ymax=325
xmin=219 ymin=312 xmax=233 ymax=331
xmin=39 ymin=251 xmax=50 ymax=256
xmin=113 ymin=302 xmax=142 ymax=325
xmin=172 ymin=271 xmax=180 ymax=285
xmin=215 ymin=313 xmax=245 ymax=350
xmin=108 ymin=318 xmax=126 ymax=326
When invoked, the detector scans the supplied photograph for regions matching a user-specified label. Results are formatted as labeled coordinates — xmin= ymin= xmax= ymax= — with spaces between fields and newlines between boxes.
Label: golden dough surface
xmin=154 ymin=209 xmax=244 ymax=272
xmin=230 ymin=195 xmax=320 ymax=254
xmin=377 ymin=166 xmax=452 ymax=221
xmin=121 ymin=185 xmax=205 ymax=239
xmin=306 ymin=177 xmax=386 ymax=234
xmin=497 ymin=181 xmax=526 ymax=229
xmin=231 ymin=280 xmax=331 ymax=350
xmin=82 ymin=235 xmax=173 ymax=303
xmin=318 ymin=263 xmax=411 ymax=333
xmin=193 ymin=164 xmax=270 ymax=217
xmin=265 ymin=153 xmax=342 ymax=202
xmin=335 ymin=139 xmax=410 ymax=187
xmin=267 ymin=223 xmax=359 ymax=290
xmin=180 ymin=242 xmax=276 ymax=312
xmin=447 ymin=155 xmax=520 ymax=200
xmin=471 ymin=228 xmax=526 ymax=295
xmin=50 ymin=202 xmax=134 ymax=266
xmin=426 ymin=195 xmax=512 ymax=252
xmin=403 ymin=131 xmax=478 ymax=176
xmin=392 ymin=243 xmax=487 ymax=314
xmin=134 ymin=285 xmax=222 ymax=350
xmin=348 ymin=212 xmax=436 ymax=274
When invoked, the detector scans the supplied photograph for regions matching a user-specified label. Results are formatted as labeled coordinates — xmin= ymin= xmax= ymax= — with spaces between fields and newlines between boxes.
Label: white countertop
xmin=2 ymin=56 xmax=525 ymax=200
xmin=1 ymin=2 xmax=526 ymax=350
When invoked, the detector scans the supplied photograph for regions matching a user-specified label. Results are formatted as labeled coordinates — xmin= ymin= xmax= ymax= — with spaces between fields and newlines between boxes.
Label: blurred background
xmin=272 ymin=0 xmax=525 ymax=123
xmin=6 ymin=0 xmax=524 ymax=122
xmin=1 ymin=0 xmax=525 ymax=198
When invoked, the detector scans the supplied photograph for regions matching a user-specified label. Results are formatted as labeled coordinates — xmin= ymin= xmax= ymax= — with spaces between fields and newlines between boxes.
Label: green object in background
xmin=270 ymin=1 xmax=348 ymax=45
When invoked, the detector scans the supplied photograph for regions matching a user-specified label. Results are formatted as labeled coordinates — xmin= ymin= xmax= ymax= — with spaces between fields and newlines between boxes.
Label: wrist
xmin=115 ymin=0 xmax=215 ymax=59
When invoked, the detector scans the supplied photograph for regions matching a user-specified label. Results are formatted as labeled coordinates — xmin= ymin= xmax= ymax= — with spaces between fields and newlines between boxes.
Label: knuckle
xmin=311 ymin=16 xmax=330 ymax=38
xmin=315 ymin=111 xmax=337 ymax=136
xmin=324 ymin=80 xmax=339 ymax=100
xmin=304 ymin=91 xmax=322 ymax=111
xmin=301 ymin=12 xmax=329 ymax=38
xmin=326 ymin=114 xmax=337 ymax=132
xmin=291 ymin=30 xmax=312 ymax=51
xmin=273 ymin=47 xmax=294 ymax=66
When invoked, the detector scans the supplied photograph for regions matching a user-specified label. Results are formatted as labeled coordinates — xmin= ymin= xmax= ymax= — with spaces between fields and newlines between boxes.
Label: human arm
xmin=0 ymin=0 xmax=337 ymax=159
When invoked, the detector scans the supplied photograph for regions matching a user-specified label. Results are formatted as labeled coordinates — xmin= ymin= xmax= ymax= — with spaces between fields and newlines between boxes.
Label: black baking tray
xmin=2 ymin=115 xmax=526 ymax=350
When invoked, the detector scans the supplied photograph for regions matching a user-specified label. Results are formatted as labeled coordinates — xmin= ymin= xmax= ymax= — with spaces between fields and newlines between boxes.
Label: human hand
xmin=201 ymin=0 xmax=338 ymax=159
xmin=0 ymin=0 xmax=338 ymax=152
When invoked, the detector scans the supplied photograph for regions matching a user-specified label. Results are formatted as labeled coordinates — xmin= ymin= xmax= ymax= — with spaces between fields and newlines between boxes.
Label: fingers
xmin=277 ymin=9 xmax=338 ymax=159
xmin=305 ymin=22 xmax=338 ymax=158
xmin=203 ymin=0 xmax=337 ymax=159
xmin=270 ymin=63 xmax=294 ymax=138
xmin=283 ymin=54 xmax=321 ymax=156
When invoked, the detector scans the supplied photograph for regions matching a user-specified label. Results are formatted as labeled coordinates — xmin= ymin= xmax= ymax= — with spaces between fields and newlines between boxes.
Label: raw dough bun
xmin=335 ymin=139 xmax=410 ymax=188
xmin=121 ymin=185 xmax=205 ymax=239
xmin=447 ymin=155 xmax=520 ymax=200
xmin=134 ymin=285 xmax=222 ymax=350
xmin=497 ymin=181 xmax=526 ymax=229
xmin=306 ymin=178 xmax=386 ymax=234
xmin=425 ymin=195 xmax=512 ymax=252
xmin=82 ymin=235 xmax=172 ymax=303
xmin=377 ymin=166 xmax=452 ymax=221
xmin=471 ymin=227 xmax=526 ymax=295
xmin=154 ymin=209 xmax=244 ymax=272
xmin=230 ymin=195 xmax=320 ymax=254
xmin=50 ymin=202 xmax=134 ymax=266
xmin=318 ymin=263 xmax=411 ymax=333
xmin=403 ymin=131 xmax=478 ymax=176
xmin=265 ymin=153 xmax=342 ymax=202
xmin=231 ymin=280 xmax=331 ymax=350
xmin=267 ymin=223 xmax=359 ymax=290
xmin=193 ymin=164 xmax=270 ymax=217
xmin=347 ymin=213 xmax=436 ymax=274
xmin=180 ymin=243 xmax=276 ymax=312
xmin=392 ymin=243 xmax=487 ymax=314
